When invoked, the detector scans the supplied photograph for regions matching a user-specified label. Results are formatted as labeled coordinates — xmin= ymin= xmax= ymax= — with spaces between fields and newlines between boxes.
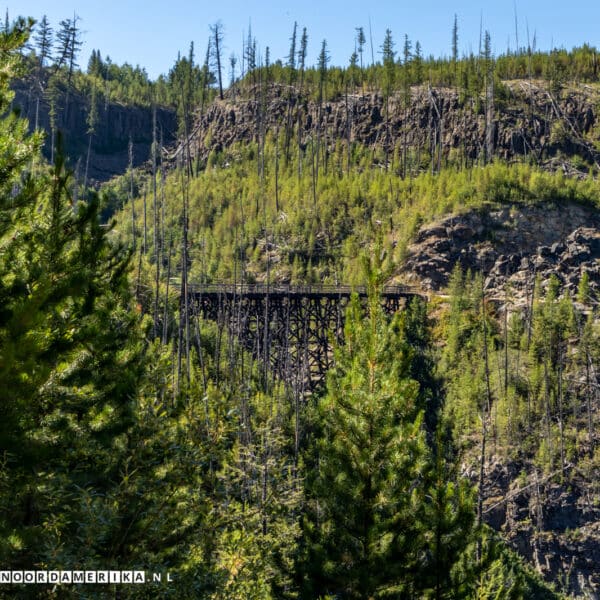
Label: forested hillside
xmin=1 ymin=12 xmax=600 ymax=599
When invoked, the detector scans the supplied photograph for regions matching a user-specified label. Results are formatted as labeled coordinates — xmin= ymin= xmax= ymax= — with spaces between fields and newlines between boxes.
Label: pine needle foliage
xmin=300 ymin=258 xmax=475 ymax=599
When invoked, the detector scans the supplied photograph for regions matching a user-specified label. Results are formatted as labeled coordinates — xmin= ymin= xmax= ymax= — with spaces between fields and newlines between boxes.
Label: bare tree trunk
xmin=152 ymin=103 xmax=160 ymax=338
xmin=180 ymin=175 xmax=191 ymax=389
xmin=504 ymin=284 xmax=509 ymax=398
xmin=162 ymin=235 xmax=173 ymax=345
xmin=135 ymin=242 xmax=143 ymax=306
xmin=526 ymin=269 xmax=536 ymax=351
xmin=543 ymin=360 xmax=552 ymax=453
xmin=83 ymin=134 xmax=92 ymax=194
xmin=477 ymin=415 xmax=487 ymax=565
xmin=478 ymin=279 xmax=492 ymax=565
xmin=261 ymin=432 xmax=269 ymax=536
xmin=311 ymin=136 xmax=317 ymax=210
xmin=142 ymin=186 xmax=148 ymax=254
xmin=346 ymin=85 xmax=352 ymax=175
xmin=212 ymin=22 xmax=224 ymax=100
xmin=558 ymin=342 xmax=565 ymax=479
xmin=585 ymin=345 xmax=594 ymax=453
xmin=315 ymin=94 xmax=323 ymax=207
xmin=485 ymin=74 xmax=495 ymax=163
xmin=129 ymin=139 xmax=136 ymax=250
xmin=275 ymin=127 xmax=280 ymax=213
xmin=160 ymin=129 xmax=167 ymax=263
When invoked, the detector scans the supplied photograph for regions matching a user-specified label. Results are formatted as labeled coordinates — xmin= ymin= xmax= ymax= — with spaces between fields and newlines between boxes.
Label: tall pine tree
xmin=300 ymin=260 xmax=475 ymax=599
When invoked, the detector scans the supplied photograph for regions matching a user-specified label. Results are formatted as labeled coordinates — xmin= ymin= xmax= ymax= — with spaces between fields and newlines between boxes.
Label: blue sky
xmin=6 ymin=1 xmax=600 ymax=79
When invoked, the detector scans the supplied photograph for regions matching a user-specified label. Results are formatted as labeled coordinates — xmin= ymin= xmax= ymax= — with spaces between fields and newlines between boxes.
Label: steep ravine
xmin=403 ymin=201 xmax=600 ymax=598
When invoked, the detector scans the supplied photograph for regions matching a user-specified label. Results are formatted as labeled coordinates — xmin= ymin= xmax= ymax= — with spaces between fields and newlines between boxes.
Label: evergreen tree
xmin=300 ymin=261 xmax=475 ymax=599
xmin=244 ymin=22 xmax=256 ymax=79
xmin=317 ymin=38 xmax=329 ymax=102
xmin=0 ymin=20 xmax=153 ymax=586
xmin=402 ymin=34 xmax=412 ymax=99
xmin=87 ymin=48 xmax=105 ymax=78
xmin=287 ymin=21 xmax=297 ymax=82
xmin=229 ymin=52 xmax=237 ymax=87
xmin=414 ymin=40 xmax=424 ymax=84
xmin=356 ymin=26 xmax=366 ymax=78
xmin=55 ymin=13 xmax=82 ymax=85
xmin=297 ymin=26 xmax=308 ymax=89
xmin=452 ymin=15 xmax=459 ymax=68
xmin=33 ymin=14 xmax=53 ymax=67
xmin=349 ymin=48 xmax=360 ymax=89
xmin=381 ymin=28 xmax=396 ymax=116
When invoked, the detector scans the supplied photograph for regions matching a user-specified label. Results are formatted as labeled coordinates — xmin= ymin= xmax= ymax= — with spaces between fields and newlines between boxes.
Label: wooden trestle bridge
xmin=189 ymin=283 xmax=423 ymax=392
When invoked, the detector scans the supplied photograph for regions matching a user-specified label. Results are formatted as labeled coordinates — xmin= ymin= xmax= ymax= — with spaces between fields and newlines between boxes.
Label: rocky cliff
xmin=400 ymin=202 xmax=600 ymax=304
xmin=481 ymin=460 xmax=600 ymax=598
xmin=12 ymin=83 xmax=177 ymax=183
xmin=179 ymin=81 xmax=600 ymax=173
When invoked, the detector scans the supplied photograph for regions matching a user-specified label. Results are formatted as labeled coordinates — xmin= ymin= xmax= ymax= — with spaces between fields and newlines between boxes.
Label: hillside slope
xmin=176 ymin=80 xmax=600 ymax=176
xmin=117 ymin=77 xmax=600 ymax=598
xmin=400 ymin=202 xmax=600 ymax=302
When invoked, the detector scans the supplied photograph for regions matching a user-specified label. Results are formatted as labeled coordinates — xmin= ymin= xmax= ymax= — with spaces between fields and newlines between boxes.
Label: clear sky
xmin=6 ymin=1 xmax=600 ymax=79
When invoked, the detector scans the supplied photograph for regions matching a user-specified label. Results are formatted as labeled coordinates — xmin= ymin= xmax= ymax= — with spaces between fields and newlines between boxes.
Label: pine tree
xmin=55 ymin=13 xmax=81 ymax=85
xmin=300 ymin=261 xmax=475 ymax=599
xmin=356 ymin=26 xmax=366 ymax=86
xmin=244 ymin=22 xmax=256 ymax=82
xmin=297 ymin=27 xmax=308 ymax=89
xmin=312 ymin=39 xmax=329 ymax=207
xmin=414 ymin=40 xmax=424 ymax=84
xmin=87 ymin=48 xmax=105 ymax=78
xmin=317 ymin=39 xmax=329 ymax=102
xmin=229 ymin=52 xmax=237 ymax=88
xmin=33 ymin=14 xmax=53 ymax=67
xmin=381 ymin=28 xmax=396 ymax=121
xmin=287 ymin=21 xmax=297 ymax=82
xmin=31 ymin=15 xmax=53 ymax=133
xmin=284 ymin=22 xmax=299 ymax=164
xmin=0 ymin=22 xmax=153 ymax=580
xmin=349 ymin=48 xmax=360 ymax=90
xmin=452 ymin=14 xmax=459 ymax=80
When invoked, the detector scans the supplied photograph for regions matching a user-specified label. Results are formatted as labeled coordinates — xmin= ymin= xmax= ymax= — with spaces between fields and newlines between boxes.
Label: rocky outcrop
xmin=12 ymin=83 xmax=177 ymax=183
xmin=400 ymin=202 xmax=600 ymax=302
xmin=179 ymin=81 xmax=600 ymax=172
xmin=480 ymin=460 xmax=600 ymax=598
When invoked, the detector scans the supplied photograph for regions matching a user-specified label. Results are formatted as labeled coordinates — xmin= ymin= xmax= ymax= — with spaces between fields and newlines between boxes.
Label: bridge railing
xmin=187 ymin=283 xmax=421 ymax=297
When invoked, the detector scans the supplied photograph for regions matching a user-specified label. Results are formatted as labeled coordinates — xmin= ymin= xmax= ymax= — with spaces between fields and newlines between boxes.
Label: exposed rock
xmin=12 ymin=83 xmax=177 ymax=183
xmin=400 ymin=202 xmax=600 ymax=303
xmin=176 ymin=81 xmax=600 ymax=174
xmin=480 ymin=460 xmax=600 ymax=598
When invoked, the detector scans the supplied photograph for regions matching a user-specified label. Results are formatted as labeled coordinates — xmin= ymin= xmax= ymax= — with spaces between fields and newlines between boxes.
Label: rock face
xmin=400 ymin=202 xmax=600 ymax=302
xmin=481 ymin=461 xmax=600 ymax=598
xmin=17 ymin=77 xmax=599 ymax=184
xmin=12 ymin=84 xmax=177 ymax=183
xmin=178 ymin=81 xmax=600 ymax=172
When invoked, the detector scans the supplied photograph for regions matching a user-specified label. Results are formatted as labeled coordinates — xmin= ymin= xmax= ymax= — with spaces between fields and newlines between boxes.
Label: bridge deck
xmin=188 ymin=283 xmax=422 ymax=300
